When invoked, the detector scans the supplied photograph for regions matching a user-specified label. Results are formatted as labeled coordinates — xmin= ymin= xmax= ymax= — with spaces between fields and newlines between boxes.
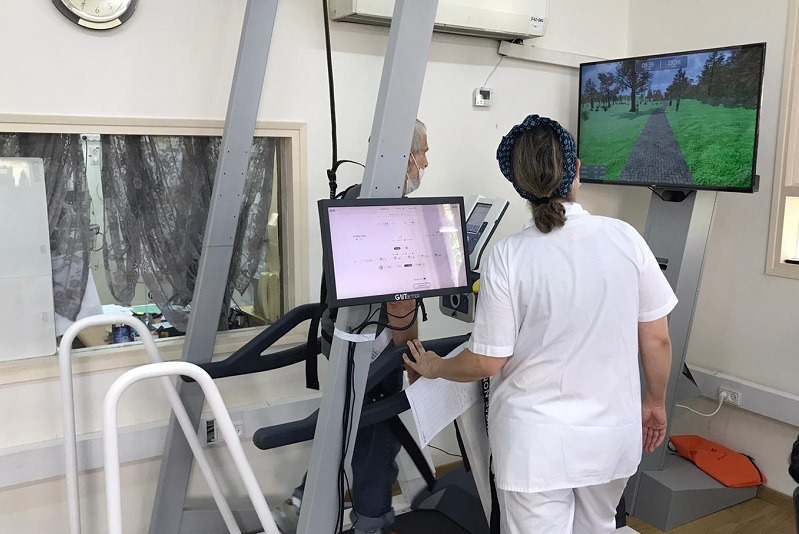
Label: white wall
xmin=0 ymin=1 xmax=636 ymax=533
xmin=628 ymin=0 xmax=799 ymax=495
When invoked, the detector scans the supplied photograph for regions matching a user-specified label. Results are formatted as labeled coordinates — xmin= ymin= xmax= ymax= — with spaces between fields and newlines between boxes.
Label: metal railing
xmin=102 ymin=361 xmax=279 ymax=534
xmin=59 ymin=315 xmax=243 ymax=534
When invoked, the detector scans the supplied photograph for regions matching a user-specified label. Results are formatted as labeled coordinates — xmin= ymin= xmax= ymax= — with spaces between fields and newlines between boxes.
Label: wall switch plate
xmin=473 ymin=87 xmax=492 ymax=107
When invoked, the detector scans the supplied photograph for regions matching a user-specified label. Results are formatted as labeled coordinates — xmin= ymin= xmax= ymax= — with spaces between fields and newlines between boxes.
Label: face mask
xmin=405 ymin=154 xmax=424 ymax=194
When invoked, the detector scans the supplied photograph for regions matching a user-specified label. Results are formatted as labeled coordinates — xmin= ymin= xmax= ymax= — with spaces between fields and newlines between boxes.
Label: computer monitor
xmin=463 ymin=195 xmax=509 ymax=271
xmin=577 ymin=42 xmax=766 ymax=192
xmin=466 ymin=202 xmax=491 ymax=255
xmin=319 ymin=197 xmax=471 ymax=308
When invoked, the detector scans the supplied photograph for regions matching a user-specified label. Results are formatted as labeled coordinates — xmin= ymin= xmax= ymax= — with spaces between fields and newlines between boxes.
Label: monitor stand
xmin=623 ymin=188 xmax=757 ymax=530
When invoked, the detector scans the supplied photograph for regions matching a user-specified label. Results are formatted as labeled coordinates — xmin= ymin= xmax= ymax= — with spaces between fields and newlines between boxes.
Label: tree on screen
xmin=724 ymin=48 xmax=762 ymax=109
xmin=695 ymin=49 xmax=762 ymax=109
xmin=667 ymin=68 xmax=691 ymax=111
xmin=583 ymin=78 xmax=599 ymax=111
xmin=597 ymin=72 xmax=616 ymax=110
xmin=615 ymin=60 xmax=653 ymax=113
xmin=697 ymin=51 xmax=726 ymax=106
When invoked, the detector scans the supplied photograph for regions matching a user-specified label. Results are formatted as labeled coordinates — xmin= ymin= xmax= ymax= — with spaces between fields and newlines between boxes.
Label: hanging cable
xmin=482 ymin=56 xmax=504 ymax=88
xmin=676 ymin=391 xmax=727 ymax=417
xmin=321 ymin=1 xmax=365 ymax=200
xmin=321 ymin=0 xmax=340 ymax=199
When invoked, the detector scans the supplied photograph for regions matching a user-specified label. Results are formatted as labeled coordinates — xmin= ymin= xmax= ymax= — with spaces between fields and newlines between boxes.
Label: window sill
xmin=0 ymin=326 xmax=308 ymax=387
xmin=765 ymin=260 xmax=799 ymax=280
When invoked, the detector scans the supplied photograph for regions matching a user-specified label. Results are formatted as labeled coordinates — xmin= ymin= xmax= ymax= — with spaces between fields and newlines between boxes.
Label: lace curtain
xmin=0 ymin=133 xmax=90 ymax=322
xmin=100 ymin=135 xmax=276 ymax=331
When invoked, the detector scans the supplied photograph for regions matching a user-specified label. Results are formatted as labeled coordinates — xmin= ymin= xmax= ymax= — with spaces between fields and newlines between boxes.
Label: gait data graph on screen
xmin=319 ymin=197 xmax=470 ymax=308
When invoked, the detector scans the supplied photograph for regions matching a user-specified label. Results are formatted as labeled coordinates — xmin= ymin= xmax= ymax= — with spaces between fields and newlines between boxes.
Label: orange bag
xmin=668 ymin=435 xmax=766 ymax=488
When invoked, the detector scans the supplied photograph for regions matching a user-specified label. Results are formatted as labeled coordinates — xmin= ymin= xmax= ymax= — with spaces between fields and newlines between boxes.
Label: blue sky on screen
xmin=581 ymin=50 xmax=734 ymax=95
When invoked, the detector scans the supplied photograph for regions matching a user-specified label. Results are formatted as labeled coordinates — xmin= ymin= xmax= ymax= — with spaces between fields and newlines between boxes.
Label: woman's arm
xmin=403 ymin=339 xmax=508 ymax=382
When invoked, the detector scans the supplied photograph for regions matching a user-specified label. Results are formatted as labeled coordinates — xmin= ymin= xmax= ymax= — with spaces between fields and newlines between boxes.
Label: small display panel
xmin=319 ymin=197 xmax=470 ymax=307
xmin=466 ymin=202 xmax=492 ymax=254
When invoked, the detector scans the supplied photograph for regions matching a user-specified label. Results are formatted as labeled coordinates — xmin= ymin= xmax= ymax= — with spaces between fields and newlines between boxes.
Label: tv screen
xmin=318 ymin=197 xmax=470 ymax=308
xmin=577 ymin=43 xmax=766 ymax=192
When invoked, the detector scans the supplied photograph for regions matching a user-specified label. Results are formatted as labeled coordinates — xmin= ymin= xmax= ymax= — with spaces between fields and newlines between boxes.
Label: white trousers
xmin=497 ymin=478 xmax=628 ymax=534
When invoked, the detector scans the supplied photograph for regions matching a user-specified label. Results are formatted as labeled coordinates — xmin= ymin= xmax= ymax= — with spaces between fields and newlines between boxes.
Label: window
xmin=0 ymin=117 xmax=307 ymax=353
xmin=767 ymin=0 xmax=799 ymax=278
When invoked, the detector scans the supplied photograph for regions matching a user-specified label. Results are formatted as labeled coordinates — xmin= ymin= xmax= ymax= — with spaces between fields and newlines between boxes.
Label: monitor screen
xmin=319 ymin=197 xmax=470 ymax=308
xmin=577 ymin=42 xmax=766 ymax=192
xmin=466 ymin=202 xmax=492 ymax=254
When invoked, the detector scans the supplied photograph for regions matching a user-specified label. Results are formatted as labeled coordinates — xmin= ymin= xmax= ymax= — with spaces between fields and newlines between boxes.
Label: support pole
xmin=149 ymin=1 xmax=279 ymax=532
xmin=297 ymin=1 xmax=439 ymax=532
xmin=625 ymin=190 xmax=717 ymax=513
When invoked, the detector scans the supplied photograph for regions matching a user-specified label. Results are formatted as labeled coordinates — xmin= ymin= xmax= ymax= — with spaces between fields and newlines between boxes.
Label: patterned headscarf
xmin=496 ymin=114 xmax=577 ymax=205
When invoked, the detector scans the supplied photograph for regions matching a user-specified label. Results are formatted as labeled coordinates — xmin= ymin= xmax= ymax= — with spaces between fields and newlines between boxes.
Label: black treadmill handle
xmin=253 ymin=393 xmax=411 ymax=450
xmin=181 ymin=303 xmax=323 ymax=382
xmin=194 ymin=341 xmax=318 ymax=381
xmin=366 ymin=334 xmax=471 ymax=391
xmin=253 ymin=335 xmax=469 ymax=450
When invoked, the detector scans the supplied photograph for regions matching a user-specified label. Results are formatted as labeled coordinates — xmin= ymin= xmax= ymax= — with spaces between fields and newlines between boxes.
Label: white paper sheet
xmin=405 ymin=342 xmax=480 ymax=448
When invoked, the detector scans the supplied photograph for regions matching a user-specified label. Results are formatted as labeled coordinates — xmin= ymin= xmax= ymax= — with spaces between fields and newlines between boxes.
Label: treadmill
xmin=190 ymin=195 xmax=626 ymax=532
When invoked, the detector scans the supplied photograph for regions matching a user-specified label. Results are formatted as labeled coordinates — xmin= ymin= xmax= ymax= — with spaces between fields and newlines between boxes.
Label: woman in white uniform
xmin=404 ymin=115 xmax=676 ymax=533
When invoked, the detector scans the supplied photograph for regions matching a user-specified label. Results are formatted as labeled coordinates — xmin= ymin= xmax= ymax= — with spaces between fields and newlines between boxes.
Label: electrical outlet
xmin=719 ymin=387 xmax=740 ymax=405
xmin=205 ymin=418 xmax=217 ymax=444
xmin=203 ymin=418 xmax=244 ymax=444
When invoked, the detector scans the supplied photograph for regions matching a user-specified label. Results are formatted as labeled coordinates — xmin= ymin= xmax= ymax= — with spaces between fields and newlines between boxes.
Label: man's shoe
xmin=271 ymin=499 xmax=300 ymax=534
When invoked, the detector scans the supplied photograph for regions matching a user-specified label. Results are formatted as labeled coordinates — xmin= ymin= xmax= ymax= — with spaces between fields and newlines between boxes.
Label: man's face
xmin=407 ymin=132 xmax=429 ymax=182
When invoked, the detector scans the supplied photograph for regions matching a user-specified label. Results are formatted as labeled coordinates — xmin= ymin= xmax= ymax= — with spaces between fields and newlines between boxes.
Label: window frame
xmin=767 ymin=0 xmax=799 ymax=278
xmin=0 ymin=115 xmax=309 ymax=380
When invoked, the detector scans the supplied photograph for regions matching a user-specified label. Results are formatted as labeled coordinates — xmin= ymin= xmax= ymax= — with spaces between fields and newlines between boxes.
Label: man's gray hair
xmin=410 ymin=119 xmax=427 ymax=156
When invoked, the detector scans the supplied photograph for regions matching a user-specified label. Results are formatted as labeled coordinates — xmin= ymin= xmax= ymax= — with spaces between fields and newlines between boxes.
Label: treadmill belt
xmin=342 ymin=510 xmax=471 ymax=534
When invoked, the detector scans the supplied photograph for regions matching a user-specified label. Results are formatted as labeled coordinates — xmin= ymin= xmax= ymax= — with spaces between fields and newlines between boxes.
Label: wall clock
xmin=52 ymin=0 xmax=138 ymax=30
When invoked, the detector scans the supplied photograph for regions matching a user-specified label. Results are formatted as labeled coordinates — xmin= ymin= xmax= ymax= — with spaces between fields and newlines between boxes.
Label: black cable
xmin=385 ymin=306 xmax=419 ymax=319
xmin=357 ymin=305 xmax=419 ymax=334
xmin=648 ymin=186 xmax=666 ymax=201
xmin=322 ymin=0 xmax=339 ymax=199
xmin=333 ymin=159 xmax=365 ymax=170
xmin=337 ymin=340 xmax=357 ymax=533
xmin=428 ymin=445 xmax=463 ymax=459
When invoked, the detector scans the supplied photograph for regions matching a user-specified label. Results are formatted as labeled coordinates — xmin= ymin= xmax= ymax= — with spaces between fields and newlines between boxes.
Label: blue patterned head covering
xmin=496 ymin=115 xmax=577 ymax=205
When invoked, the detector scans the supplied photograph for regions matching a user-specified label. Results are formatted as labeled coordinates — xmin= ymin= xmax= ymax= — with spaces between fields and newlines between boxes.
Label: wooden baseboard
xmin=757 ymin=485 xmax=793 ymax=511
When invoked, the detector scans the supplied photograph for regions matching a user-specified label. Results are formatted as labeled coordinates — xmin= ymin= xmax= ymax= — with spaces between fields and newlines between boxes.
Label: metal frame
xmin=59 ymin=315 xmax=239 ymax=534
xmin=625 ymin=189 xmax=725 ymax=526
xmin=143 ymin=0 xmax=440 ymax=532
xmin=149 ymin=1 xmax=279 ymax=532
xmin=298 ymin=2 xmax=439 ymax=531
xmin=103 ymin=361 xmax=280 ymax=534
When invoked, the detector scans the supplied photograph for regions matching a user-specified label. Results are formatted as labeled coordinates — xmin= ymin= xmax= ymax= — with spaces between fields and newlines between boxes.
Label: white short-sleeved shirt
xmin=468 ymin=203 xmax=677 ymax=493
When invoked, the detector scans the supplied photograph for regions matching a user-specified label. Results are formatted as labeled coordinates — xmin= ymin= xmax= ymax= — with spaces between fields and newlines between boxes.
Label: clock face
xmin=54 ymin=0 xmax=137 ymax=29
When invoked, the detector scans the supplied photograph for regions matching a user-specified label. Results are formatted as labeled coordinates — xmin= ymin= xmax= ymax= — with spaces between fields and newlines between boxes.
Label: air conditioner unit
xmin=330 ymin=0 xmax=548 ymax=41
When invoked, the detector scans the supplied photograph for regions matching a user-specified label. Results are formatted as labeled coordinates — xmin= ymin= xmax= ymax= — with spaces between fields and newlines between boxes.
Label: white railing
xmin=59 ymin=315 xmax=242 ymax=534
xmin=103 ymin=361 xmax=280 ymax=534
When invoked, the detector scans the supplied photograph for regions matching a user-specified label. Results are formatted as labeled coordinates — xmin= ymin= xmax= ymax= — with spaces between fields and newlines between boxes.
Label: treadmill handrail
xmin=253 ymin=334 xmax=469 ymax=450
xmin=366 ymin=334 xmax=470 ymax=391
xmin=182 ymin=302 xmax=322 ymax=381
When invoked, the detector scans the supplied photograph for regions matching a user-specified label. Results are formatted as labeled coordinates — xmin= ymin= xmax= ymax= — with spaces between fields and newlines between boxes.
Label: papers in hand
xmin=405 ymin=342 xmax=481 ymax=448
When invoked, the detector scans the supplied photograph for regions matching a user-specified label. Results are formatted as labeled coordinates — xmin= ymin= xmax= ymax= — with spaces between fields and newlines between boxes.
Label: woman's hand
xmin=402 ymin=339 xmax=441 ymax=380
xmin=642 ymin=400 xmax=668 ymax=453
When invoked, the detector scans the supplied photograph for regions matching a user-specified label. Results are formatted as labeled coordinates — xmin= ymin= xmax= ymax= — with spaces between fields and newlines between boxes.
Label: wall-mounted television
xmin=577 ymin=43 xmax=766 ymax=192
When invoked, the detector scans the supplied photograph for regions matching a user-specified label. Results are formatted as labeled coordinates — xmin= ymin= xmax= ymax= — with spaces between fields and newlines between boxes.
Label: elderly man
xmin=274 ymin=120 xmax=429 ymax=534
